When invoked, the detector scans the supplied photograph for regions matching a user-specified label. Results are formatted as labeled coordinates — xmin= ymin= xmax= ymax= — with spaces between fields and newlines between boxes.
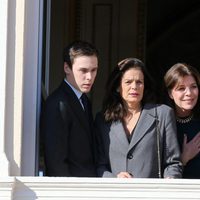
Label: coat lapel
xmin=60 ymin=81 xmax=92 ymax=139
xmin=128 ymin=104 xmax=156 ymax=151
xmin=111 ymin=121 xmax=130 ymax=153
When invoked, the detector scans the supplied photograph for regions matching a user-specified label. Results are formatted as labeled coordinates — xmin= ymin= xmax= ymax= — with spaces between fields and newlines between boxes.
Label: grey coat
xmin=94 ymin=104 xmax=182 ymax=178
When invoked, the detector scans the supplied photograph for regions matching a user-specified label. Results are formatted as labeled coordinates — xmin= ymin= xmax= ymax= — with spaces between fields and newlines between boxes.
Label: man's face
xmin=64 ymin=55 xmax=98 ymax=93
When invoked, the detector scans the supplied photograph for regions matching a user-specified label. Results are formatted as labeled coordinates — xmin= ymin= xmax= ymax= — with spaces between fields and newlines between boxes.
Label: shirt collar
xmin=64 ymin=78 xmax=82 ymax=99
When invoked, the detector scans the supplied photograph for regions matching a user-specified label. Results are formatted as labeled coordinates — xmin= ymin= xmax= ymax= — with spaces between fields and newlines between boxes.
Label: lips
xmin=183 ymin=98 xmax=197 ymax=106
xmin=129 ymin=93 xmax=139 ymax=96
xmin=183 ymin=99 xmax=194 ymax=102
xmin=83 ymin=84 xmax=91 ymax=88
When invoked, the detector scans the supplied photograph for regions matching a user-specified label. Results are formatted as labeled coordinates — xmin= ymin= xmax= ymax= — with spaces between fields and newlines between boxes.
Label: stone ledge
xmin=0 ymin=177 xmax=15 ymax=200
xmin=1 ymin=177 xmax=200 ymax=200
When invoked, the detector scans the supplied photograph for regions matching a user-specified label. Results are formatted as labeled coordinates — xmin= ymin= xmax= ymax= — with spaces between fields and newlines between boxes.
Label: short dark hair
xmin=103 ymin=58 xmax=156 ymax=122
xmin=63 ymin=40 xmax=99 ymax=68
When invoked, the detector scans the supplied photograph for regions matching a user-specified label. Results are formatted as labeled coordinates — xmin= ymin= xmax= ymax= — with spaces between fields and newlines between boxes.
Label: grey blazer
xmin=94 ymin=104 xmax=182 ymax=178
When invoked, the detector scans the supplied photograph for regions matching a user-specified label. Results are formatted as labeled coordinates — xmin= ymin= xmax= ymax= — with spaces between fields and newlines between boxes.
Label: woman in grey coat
xmin=94 ymin=58 xmax=182 ymax=178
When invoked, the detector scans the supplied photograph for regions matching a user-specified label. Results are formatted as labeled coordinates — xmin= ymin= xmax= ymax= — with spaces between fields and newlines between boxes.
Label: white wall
xmin=0 ymin=0 xmax=10 ymax=176
xmin=21 ymin=0 xmax=42 ymax=176
xmin=0 ymin=0 xmax=42 ymax=176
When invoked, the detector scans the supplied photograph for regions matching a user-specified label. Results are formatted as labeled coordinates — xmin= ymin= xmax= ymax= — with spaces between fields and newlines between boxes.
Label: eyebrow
xmin=123 ymin=77 xmax=144 ymax=80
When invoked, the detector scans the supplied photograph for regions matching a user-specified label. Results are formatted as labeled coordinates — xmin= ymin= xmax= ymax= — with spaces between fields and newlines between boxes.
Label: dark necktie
xmin=80 ymin=93 xmax=93 ymax=125
xmin=81 ymin=93 xmax=89 ymax=115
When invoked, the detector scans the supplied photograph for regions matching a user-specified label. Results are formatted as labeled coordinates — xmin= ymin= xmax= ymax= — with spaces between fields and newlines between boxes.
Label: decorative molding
xmin=1 ymin=177 xmax=200 ymax=200
xmin=0 ymin=177 xmax=15 ymax=200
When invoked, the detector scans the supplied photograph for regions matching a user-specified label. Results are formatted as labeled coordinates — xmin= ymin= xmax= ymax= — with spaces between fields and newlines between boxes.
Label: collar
xmin=64 ymin=78 xmax=82 ymax=99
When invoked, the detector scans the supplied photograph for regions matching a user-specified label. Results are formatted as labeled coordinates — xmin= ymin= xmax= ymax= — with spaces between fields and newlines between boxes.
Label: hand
xmin=117 ymin=172 xmax=133 ymax=178
xmin=181 ymin=132 xmax=200 ymax=166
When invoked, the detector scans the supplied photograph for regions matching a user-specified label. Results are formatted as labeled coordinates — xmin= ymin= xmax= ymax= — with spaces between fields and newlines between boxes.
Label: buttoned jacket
xmin=95 ymin=104 xmax=182 ymax=178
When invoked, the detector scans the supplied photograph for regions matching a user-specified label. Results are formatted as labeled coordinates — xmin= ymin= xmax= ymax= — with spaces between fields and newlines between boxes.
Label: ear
xmin=64 ymin=62 xmax=71 ymax=74
xmin=168 ymin=90 xmax=173 ymax=99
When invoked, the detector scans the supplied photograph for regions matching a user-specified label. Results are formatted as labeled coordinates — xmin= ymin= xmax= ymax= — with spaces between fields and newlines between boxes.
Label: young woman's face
xmin=169 ymin=75 xmax=199 ymax=116
xmin=120 ymin=67 xmax=144 ymax=108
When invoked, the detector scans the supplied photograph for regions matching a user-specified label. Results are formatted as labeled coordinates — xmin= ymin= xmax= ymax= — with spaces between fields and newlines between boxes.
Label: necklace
xmin=176 ymin=114 xmax=193 ymax=124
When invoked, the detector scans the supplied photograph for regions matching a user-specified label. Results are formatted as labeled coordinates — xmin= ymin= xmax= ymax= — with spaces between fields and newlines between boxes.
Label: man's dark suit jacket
xmin=42 ymin=81 xmax=96 ymax=177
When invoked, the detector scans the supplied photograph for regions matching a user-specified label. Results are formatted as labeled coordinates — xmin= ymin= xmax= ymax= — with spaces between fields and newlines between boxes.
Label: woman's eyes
xmin=176 ymin=85 xmax=198 ymax=91
xmin=192 ymin=85 xmax=198 ymax=89
xmin=125 ymin=80 xmax=143 ymax=84
xmin=137 ymin=80 xmax=143 ymax=84
xmin=177 ymin=87 xmax=185 ymax=91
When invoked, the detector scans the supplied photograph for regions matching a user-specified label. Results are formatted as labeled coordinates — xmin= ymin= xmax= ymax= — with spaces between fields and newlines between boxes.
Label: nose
xmin=185 ymin=87 xmax=192 ymax=95
xmin=86 ymin=72 xmax=92 ymax=80
xmin=131 ymin=81 xmax=137 ymax=89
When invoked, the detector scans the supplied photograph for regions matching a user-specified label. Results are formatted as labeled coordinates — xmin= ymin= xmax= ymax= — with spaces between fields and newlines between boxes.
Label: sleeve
xmin=161 ymin=106 xmax=183 ymax=178
xmin=94 ymin=113 xmax=116 ymax=177
xmin=42 ymin=99 xmax=71 ymax=176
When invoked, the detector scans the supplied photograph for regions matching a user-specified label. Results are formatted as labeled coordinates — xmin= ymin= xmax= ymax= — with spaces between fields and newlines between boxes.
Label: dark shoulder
xmin=94 ymin=111 xmax=112 ymax=136
xmin=47 ymin=81 xmax=70 ymax=100
xmin=94 ymin=111 xmax=112 ymax=126
xmin=95 ymin=111 xmax=105 ymax=123
xmin=44 ymin=82 xmax=67 ymax=108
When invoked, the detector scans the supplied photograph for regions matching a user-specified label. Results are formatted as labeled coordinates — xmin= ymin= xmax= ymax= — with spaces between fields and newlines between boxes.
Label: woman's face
xmin=120 ymin=67 xmax=144 ymax=108
xmin=169 ymin=75 xmax=199 ymax=116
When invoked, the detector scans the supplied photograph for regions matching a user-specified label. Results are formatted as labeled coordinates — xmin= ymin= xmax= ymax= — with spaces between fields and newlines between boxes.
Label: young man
xmin=42 ymin=40 xmax=99 ymax=177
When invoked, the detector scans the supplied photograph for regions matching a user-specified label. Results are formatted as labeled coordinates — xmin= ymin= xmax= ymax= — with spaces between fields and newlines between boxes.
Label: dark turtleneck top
xmin=176 ymin=117 xmax=200 ymax=179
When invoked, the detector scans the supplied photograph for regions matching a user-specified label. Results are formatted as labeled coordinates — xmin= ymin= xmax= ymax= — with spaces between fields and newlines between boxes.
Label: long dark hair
xmin=103 ymin=58 xmax=156 ymax=122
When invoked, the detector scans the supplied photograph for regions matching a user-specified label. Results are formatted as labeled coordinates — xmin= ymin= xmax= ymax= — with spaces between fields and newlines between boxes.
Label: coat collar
xmin=111 ymin=121 xmax=129 ymax=154
xmin=128 ymin=104 xmax=156 ymax=151
xmin=110 ymin=104 xmax=157 ymax=152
